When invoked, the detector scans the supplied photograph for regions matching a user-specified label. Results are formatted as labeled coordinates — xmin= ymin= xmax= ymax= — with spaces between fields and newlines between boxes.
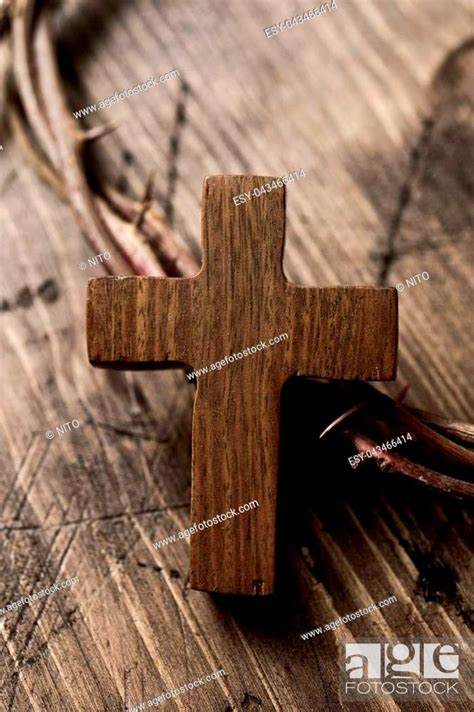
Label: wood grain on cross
xmin=87 ymin=176 xmax=398 ymax=595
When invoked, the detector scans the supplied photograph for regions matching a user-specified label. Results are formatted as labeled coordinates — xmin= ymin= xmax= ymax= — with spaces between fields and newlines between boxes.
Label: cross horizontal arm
xmin=87 ymin=276 xmax=198 ymax=368
xmin=284 ymin=285 xmax=398 ymax=380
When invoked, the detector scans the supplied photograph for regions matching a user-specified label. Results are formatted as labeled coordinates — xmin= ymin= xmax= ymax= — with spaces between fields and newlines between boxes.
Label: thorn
xmin=81 ymin=123 xmax=117 ymax=143
xmin=395 ymin=383 xmax=410 ymax=404
xmin=318 ymin=403 xmax=365 ymax=439
xmin=133 ymin=172 xmax=156 ymax=230
xmin=142 ymin=172 xmax=156 ymax=204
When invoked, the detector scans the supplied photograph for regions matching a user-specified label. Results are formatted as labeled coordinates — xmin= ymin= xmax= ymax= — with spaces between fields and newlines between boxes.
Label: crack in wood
xmin=378 ymin=115 xmax=435 ymax=285
xmin=7 ymin=506 xmax=83 ymax=683
xmin=378 ymin=38 xmax=474 ymax=284
xmin=88 ymin=419 xmax=170 ymax=442
xmin=241 ymin=691 xmax=263 ymax=708
xmin=0 ymin=502 xmax=189 ymax=533
xmin=164 ymin=79 xmax=190 ymax=226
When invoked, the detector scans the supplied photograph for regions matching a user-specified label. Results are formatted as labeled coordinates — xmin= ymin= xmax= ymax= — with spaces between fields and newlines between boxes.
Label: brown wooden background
xmin=1 ymin=0 xmax=473 ymax=710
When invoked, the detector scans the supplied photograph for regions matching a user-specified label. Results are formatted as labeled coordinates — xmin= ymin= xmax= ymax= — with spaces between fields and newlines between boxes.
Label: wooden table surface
xmin=1 ymin=1 xmax=473 ymax=710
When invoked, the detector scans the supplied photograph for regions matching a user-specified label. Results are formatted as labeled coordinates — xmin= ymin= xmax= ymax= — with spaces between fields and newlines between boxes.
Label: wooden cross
xmin=87 ymin=176 xmax=397 ymax=596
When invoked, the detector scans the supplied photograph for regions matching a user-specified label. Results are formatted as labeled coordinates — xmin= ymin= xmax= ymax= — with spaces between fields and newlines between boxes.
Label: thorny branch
xmin=4 ymin=0 xmax=197 ymax=277
xmin=2 ymin=0 xmax=473 ymax=498
xmin=347 ymin=431 xmax=473 ymax=498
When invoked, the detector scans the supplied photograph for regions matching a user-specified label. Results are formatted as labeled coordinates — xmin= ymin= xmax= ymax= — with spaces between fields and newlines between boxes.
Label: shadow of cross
xmin=87 ymin=175 xmax=398 ymax=596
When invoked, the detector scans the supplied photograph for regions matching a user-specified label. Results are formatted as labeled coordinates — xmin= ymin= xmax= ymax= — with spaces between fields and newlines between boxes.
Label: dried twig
xmin=0 ymin=0 xmax=11 ymax=37
xmin=405 ymin=407 xmax=474 ymax=445
xmin=346 ymin=431 xmax=473 ymax=499
xmin=6 ymin=0 xmax=196 ymax=277
xmin=318 ymin=380 xmax=473 ymax=498
xmin=100 ymin=184 xmax=199 ymax=276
